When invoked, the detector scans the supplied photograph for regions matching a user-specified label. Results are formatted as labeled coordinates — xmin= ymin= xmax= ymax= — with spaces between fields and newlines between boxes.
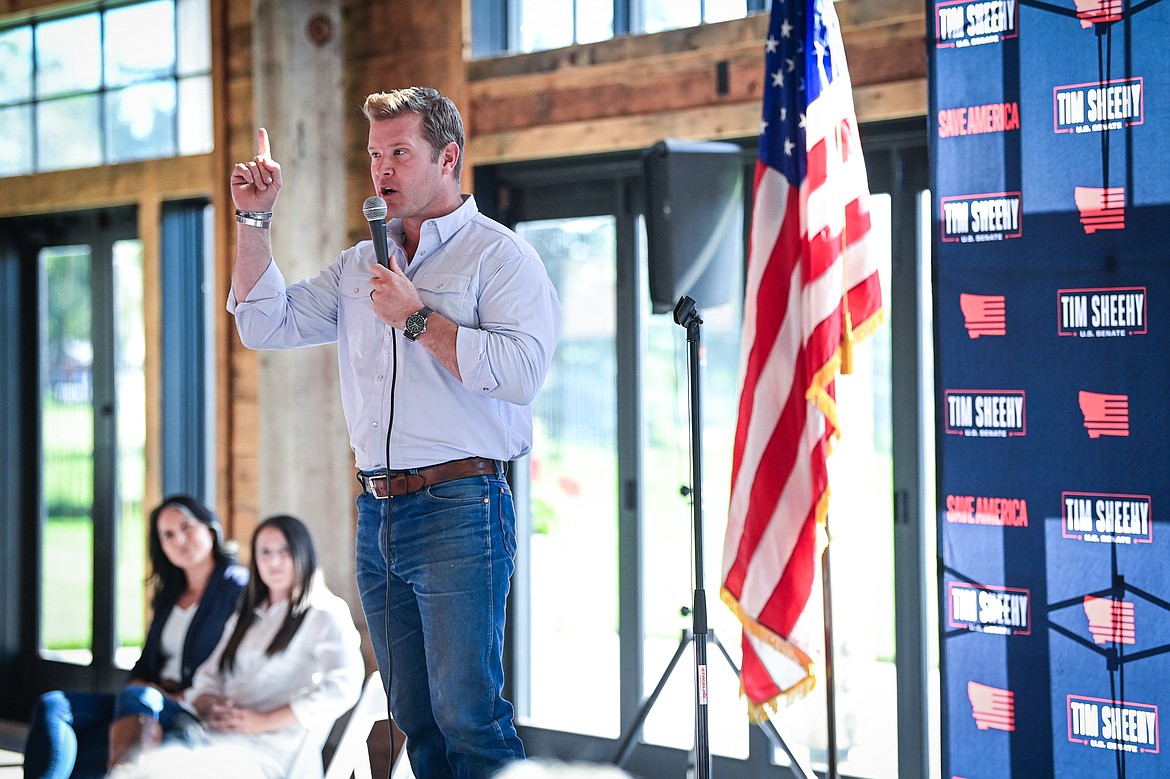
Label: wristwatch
xmin=403 ymin=306 xmax=433 ymax=341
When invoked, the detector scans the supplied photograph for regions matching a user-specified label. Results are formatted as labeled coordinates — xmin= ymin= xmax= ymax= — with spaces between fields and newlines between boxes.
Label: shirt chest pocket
xmin=415 ymin=272 xmax=476 ymax=326
xmin=339 ymin=272 xmax=383 ymax=349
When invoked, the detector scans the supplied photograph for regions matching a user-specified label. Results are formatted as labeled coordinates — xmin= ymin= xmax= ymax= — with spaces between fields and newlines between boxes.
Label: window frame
xmin=0 ymin=0 xmax=211 ymax=177
xmin=470 ymin=0 xmax=771 ymax=57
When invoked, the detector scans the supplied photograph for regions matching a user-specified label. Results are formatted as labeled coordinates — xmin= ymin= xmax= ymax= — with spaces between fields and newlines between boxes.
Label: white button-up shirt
xmin=183 ymin=589 xmax=364 ymax=775
xmin=228 ymin=195 xmax=561 ymax=471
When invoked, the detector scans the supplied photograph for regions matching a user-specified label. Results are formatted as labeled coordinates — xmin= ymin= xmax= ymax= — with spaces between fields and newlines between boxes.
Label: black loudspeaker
xmin=643 ymin=138 xmax=744 ymax=314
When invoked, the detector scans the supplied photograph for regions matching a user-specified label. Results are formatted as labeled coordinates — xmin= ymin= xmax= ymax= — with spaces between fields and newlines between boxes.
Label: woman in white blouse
xmin=116 ymin=514 xmax=364 ymax=778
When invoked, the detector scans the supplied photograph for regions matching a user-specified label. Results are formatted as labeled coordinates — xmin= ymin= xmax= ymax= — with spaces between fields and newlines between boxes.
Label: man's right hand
xmin=230 ymin=127 xmax=282 ymax=212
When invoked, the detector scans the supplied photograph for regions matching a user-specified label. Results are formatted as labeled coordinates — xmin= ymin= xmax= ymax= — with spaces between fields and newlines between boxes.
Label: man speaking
xmin=226 ymin=86 xmax=561 ymax=779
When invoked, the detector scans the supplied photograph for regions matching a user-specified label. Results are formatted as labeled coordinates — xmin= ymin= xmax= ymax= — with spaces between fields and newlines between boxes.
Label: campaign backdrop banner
xmin=928 ymin=1 xmax=1170 ymax=777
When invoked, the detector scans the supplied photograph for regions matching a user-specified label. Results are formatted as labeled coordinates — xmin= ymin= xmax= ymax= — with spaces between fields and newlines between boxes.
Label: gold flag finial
xmin=840 ymin=310 xmax=854 ymax=375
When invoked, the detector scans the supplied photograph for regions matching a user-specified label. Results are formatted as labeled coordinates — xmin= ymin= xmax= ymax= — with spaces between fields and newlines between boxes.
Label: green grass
xmin=41 ymin=513 xmax=147 ymax=651
xmin=41 ymin=395 xmax=147 ymax=652
xmin=41 ymin=517 xmax=94 ymax=649
xmin=41 ymin=398 xmax=94 ymax=516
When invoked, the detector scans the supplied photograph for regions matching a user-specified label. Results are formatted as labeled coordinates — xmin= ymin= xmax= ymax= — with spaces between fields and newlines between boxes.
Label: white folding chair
xmin=323 ymin=672 xmax=412 ymax=779
xmin=283 ymin=715 xmax=339 ymax=779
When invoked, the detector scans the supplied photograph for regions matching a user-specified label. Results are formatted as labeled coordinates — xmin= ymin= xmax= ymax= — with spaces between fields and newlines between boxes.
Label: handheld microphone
xmin=362 ymin=196 xmax=390 ymax=268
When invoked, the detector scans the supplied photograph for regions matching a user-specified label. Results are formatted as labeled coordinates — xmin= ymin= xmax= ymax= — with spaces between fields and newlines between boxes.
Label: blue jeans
xmin=23 ymin=685 xmax=189 ymax=779
xmin=355 ymin=466 xmax=525 ymax=779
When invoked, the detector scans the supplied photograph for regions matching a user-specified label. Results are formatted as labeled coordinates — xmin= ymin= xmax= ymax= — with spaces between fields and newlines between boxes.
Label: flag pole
xmin=820 ymin=119 xmax=851 ymax=779
xmin=821 ymin=530 xmax=839 ymax=779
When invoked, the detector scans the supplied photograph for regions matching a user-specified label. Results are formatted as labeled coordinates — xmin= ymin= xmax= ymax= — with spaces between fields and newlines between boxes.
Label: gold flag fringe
xmin=723 ymin=305 xmax=883 ymax=722
xmin=805 ymin=306 xmax=885 ymax=439
xmin=721 ymin=485 xmax=833 ymax=722
xmin=721 ymin=586 xmax=819 ymax=722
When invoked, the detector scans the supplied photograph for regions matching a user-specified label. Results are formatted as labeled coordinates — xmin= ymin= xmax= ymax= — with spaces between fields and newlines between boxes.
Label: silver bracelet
xmin=235 ymin=209 xmax=273 ymax=220
xmin=236 ymin=215 xmax=271 ymax=229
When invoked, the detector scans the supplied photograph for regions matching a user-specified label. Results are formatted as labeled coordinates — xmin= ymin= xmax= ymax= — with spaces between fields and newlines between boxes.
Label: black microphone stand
xmin=612 ymin=295 xmax=817 ymax=779
xmin=611 ymin=295 xmax=710 ymax=777
xmin=676 ymin=295 xmax=713 ymax=779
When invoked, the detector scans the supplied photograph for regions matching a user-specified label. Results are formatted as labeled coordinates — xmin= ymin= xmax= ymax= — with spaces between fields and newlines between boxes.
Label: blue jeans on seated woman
xmin=24 ymin=685 xmax=191 ymax=779
xmin=355 ymin=467 xmax=526 ymax=779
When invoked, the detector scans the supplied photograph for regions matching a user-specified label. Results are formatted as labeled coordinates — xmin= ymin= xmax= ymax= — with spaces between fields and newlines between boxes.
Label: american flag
xmin=721 ymin=0 xmax=882 ymax=718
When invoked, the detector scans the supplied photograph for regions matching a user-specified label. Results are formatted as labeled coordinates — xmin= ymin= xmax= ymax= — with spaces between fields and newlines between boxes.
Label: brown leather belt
xmin=358 ymin=457 xmax=498 ymax=499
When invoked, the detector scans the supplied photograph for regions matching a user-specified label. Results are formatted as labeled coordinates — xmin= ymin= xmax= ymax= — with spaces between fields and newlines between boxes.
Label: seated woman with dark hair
xmin=23 ymin=495 xmax=248 ymax=778
xmin=112 ymin=514 xmax=364 ymax=778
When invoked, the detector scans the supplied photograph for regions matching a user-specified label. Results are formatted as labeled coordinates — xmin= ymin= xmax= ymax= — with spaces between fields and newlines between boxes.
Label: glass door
xmin=517 ymin=213 xmax=622 ymax=737
xmin=38 ymin=242 xmax=99 ymax=665
xmin=24 ymin=208 xmax=146 ymax=692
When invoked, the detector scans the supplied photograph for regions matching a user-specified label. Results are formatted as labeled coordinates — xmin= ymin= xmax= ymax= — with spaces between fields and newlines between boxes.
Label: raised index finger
xmin=257 ymin=127 xmax=271 ymax=159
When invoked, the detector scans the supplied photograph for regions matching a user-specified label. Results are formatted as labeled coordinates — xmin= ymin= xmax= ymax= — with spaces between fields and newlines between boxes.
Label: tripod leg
xmin=612 ymin=630 xmax=694 ymax=767
xmin=707 ymin=630 xmax=818 ymax=779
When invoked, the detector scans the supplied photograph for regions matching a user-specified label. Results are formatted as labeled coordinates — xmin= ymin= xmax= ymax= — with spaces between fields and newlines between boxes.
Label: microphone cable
xmin=381 ymin=253 xmax=399 ymax=734
xmin=366 ymin=195 xmax=399 ymax=730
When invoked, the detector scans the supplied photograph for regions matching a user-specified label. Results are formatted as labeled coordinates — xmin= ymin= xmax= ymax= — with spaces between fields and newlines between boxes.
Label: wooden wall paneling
xmin=855 ymin=78 xmax=929 ymax=124
xmin=467 ymin=102 xmax=760 ymax=165
xmin=344 ymin=0 xmax=470 ymax=235
xmin=838 ymin=14 xmax=928 ymax=88
xmin=468 ymin=44 xmax=764 ymax=135
xmin=464 ymin=11 xmax=926 ymax=165
xmin=0 ymin=156 xmax=212 ymax=220
xmin=0 ymin=0 xmax=70 ymax=18
xmin=211 ymin=0 xmax=237 ymax=537
xmin=138 ymin=197 xmax=163 ymax=533
xmin=216 ymin=0 xmax=260 ymax=540
xmin=836 ymin=0 xmax=926 ymax=26
xmin=466 ymin=77 xmax=925 ymax=166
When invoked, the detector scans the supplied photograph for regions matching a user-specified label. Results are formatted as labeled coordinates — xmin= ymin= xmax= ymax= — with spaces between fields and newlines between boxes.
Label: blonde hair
xmin=362 ymin=86 xmax=465 ymax=178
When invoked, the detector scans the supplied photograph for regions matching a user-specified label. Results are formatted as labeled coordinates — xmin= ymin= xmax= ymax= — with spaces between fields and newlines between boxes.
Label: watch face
xmin=405 ymin=308 xmax=429 ymax=340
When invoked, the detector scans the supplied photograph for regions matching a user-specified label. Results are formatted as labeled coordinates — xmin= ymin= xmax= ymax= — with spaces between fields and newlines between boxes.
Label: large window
xmin=0 ymin=0 xmax=212 ymax=177
xmin=471 ymin=0 xmax=770 ymax=57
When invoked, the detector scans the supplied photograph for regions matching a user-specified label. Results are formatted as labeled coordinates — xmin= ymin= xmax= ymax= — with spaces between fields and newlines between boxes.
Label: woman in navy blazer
xmin=23 ymin=495 xmax=248 ymax=778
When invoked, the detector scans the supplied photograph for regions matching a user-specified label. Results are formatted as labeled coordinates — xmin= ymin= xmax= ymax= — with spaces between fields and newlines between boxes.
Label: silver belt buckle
xmin=363 ymin=473 xmax=389 ymax=499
